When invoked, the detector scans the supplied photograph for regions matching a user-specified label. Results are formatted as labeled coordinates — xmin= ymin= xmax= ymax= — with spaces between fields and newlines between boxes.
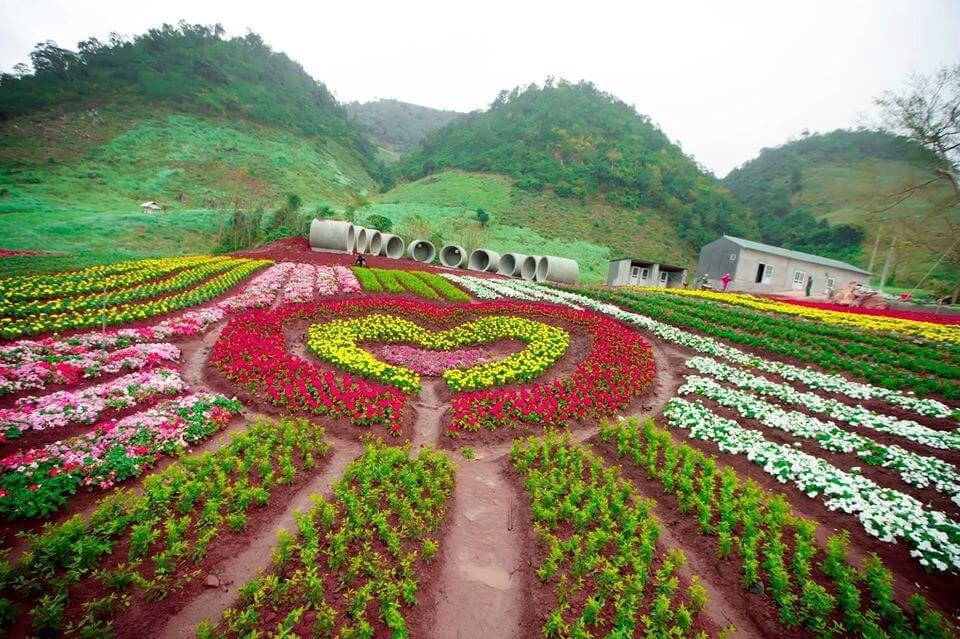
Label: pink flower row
xmin=0 ymin=393 xmax=242 ymax=519
xmin=0 ymin=262 xmax=295 ymax=368
xmin=0 ymin=342 xmax=180 ymax=396
xmin=374 ymin=344 xmax=495 ymax=376
xmin=0 ymin=368 xmax=185 ymax=435
xmin=283 ymin=264 xmax=362 ymax=302
xmin=282 ymin=263 xmax=321 ymax=302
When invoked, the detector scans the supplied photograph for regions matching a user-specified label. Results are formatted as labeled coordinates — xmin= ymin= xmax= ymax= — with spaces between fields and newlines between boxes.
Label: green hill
xmin=0 ymin=24 xmax=383 ymax=260
xmin=724 ymin=130 xmax=959 ymax=289
xmin=398 ymin=80 xmax=758 ymax=249
xmin=357 ymin=170 xmax=689 ymax=285
xmin=345 ymin=99 xmax=462 ymax=155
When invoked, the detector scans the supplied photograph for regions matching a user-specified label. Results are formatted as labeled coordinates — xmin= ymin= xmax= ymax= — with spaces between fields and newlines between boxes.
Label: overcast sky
xmin=1 ymin=0 xmax=957 ymax=176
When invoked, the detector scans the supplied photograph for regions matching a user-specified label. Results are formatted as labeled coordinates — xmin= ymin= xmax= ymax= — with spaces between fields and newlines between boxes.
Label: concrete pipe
xmin=520 ymin=255 xmax=542 ymax=281
xmin=468 ymin=248 xmax=501 ymax=273
xmin=498 ymin=252 xmax=528 ymax=277
xmin=365 ymin=230 xmax=383 ymax=255
xmin=309 ymin=219 xmax=356 ymax=253
xmin=407 ymin=239 xmax=437 ymax=263
xmin=378 ymin=234 xmax=406 ymax=259
xmin=439 ymin=244 xmax=467 ymax=268
xmin=354 ymin=227 xmax=369 ymax=254
xmin=536 ymin=255 xmax=580 ymax=285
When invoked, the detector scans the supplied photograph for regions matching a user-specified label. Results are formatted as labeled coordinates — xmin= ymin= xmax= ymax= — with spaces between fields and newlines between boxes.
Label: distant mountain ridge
xmin=345 ymin=99 xmax=462 ymax=154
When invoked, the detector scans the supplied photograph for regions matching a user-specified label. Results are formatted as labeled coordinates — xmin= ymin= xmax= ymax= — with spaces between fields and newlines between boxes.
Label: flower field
xmin=0 ymin=247 xmax=957 ymax=637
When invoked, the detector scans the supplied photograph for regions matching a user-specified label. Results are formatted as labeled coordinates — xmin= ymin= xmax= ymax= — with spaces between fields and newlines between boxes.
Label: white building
xmin=696 ymin=235 xmax=871 ymax=295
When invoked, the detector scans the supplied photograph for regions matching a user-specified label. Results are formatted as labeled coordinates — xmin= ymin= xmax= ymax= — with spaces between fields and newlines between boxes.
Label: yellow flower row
xmin=624 ymin=286 xmax=960 ymax=344
xmin=4 ymin=257 xmax=239 ymax=317
xmin=306 ymin=314 xmax=570 ymax=393
xmin=0 ymin=259 xmax=272 ymax=338
xmin=0 ymin=255 xmax=232 ymax=302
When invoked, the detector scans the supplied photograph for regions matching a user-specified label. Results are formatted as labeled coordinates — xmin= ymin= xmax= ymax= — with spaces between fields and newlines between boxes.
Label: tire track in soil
xmin=156 ymin=438 xmax=364 ymax=639
xmin=411 ymin=456 xmax=524 ymax=639
xmin=406 ymin=377 xmax=524 ymax=638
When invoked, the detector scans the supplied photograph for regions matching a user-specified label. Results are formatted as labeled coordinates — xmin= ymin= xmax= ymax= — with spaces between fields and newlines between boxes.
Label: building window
xmin=755 ymin=263 xmax=773 ymax=284
xmin=793 ymin=270 xmax=807 ymax=289
xmin=826 ymin=277 xmax=836 ymax=290
xmin=729 ymin=253 xmax=737 ymax=261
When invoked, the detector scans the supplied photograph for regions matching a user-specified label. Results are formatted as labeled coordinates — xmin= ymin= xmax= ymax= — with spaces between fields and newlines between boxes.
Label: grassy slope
xmin=364 ymin=171 xmax=689 ymax=284
xmin=798 ymin=159 xmax=958 ymax=286
xmin=0 ymin=105 xmax=377 ymax=259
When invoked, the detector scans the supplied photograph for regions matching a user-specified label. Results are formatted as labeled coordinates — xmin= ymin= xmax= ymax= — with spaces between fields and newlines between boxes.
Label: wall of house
xmin=696 ymin=237 xmax=741 ymax=288
xmin=607 ymin=260 xmax=632 ymax=285
xmin=732 ymin=249 xmax=866 ymax=295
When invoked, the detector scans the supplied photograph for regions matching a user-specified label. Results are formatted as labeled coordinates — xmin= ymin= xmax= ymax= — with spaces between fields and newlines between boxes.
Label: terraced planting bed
xmin=0 ymin=242 xmax=957 ymax=638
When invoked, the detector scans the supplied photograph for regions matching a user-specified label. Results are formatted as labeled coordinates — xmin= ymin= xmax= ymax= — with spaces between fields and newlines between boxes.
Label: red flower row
xmin=210 ymin=298 xmax=656 ymax=435
xmin=449 ymin=306 xmax=655 ymax=433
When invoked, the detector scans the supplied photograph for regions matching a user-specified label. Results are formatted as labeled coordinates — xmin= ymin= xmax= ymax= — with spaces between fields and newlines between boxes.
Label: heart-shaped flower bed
xmin=211 ymin=298 xmax=655 ymax=435
xmin=306 ymin=314 xmax=569 ymax=393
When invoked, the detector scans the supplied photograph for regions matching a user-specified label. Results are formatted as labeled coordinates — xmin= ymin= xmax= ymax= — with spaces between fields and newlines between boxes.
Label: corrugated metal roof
xmin=723 ymin=235 xmax=872 ymax=275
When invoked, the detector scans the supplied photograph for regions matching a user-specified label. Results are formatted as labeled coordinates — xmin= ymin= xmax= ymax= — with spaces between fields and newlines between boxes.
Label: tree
xmin=365 ymin=214 xmax=393 ymax=233
xmin=476 ymin=207 xmax=490 ymax=228
xmin=875 ymin=65 xmax=960 ymax=301
xmin=876 ymin=64 xmax=960 ymax=196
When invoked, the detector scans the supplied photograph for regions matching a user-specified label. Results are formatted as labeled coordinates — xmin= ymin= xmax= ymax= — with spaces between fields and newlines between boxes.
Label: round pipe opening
xmin=440 ymin=244 xmax=466 ymax=268
xmin=355 ymin=228 xmax=369 ymax=253
xmin=366 ymin=231 xmax=383 ymax=255
xmin=381 ymin=234 xmax=405 ymax=259
xmin=407 ymin=239 xmax=436 ymax=263
xmin=520 ymin=255 xmax=540 ymax=280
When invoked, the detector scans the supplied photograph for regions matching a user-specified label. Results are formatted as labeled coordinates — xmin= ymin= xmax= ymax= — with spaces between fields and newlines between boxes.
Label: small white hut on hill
xmin=139 ymin=201 xmax=162 ymax=213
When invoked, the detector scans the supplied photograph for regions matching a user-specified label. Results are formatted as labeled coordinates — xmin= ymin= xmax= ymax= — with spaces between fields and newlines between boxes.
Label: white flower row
xmin=678 ymin=374 xmax=960 ymax=506
xmin=685 ymin=356 xmax=960 ymax=451
xmin=498 ymin=282 xmax=955 ymax=420
xmin=440 ymin=274 xmax=500 ymax=299
xmin=664 ymin=397 xmax=960 ymax=573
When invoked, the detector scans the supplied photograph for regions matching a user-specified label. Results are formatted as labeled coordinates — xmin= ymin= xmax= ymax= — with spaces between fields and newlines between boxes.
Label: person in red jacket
xmin=720 ymin=272 xmax=732 ymax=291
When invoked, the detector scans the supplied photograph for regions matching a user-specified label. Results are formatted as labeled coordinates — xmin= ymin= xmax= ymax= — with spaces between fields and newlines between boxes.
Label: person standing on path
xmin=806 ymin=276 xmax=813 ymax=297
xmin=720 ymin=272 xmax=732 ymax=291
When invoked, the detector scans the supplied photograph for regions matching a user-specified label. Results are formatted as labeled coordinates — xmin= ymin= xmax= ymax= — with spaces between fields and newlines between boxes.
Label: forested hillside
xmin=399 ymin=80 xmax=758 ymax=247
xmin=724 ymin=130 xmax=958 ymax=286
xmin=0 ymin=23 xmax=382 ymax=258
xmin=0 ymin=22 xmax=380 ymax=176
xmin=346 ymin=99 xmax=462 ymax=154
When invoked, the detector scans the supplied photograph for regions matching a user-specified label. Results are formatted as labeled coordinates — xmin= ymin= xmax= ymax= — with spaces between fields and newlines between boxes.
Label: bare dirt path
xmin=411 ymin=455 xmax=525 ymax=639
xmin=156 ymin=438 xmax=364 ymax=639
xmin=410 ymin=379 xmax=447 ymax=452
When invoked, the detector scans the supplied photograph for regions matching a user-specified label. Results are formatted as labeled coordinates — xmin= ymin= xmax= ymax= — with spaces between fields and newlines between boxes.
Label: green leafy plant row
xmin=586 ymin=289 xmax=960 ymax=399
xmin=199 ymin=441 xmax=456 ymax=638
xmin=352 ymin=267 xmax=471 ymax=302
xmin=510 ymin=432 xmax=715 ymax=639
xmin=598 ymin=417 xmax=954 ymax=639
xmin=0 ymin=417 xmax=329 ymax=636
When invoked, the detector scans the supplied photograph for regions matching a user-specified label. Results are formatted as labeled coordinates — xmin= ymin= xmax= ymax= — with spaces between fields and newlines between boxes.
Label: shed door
xmin=629 ymin=266 xmax=641 ymax=285
xmin=658 ymin=271 xmax=669 ymax=287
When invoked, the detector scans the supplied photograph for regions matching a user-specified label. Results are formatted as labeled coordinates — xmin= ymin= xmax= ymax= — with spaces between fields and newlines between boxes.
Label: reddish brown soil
xmin=0 ymin=249 xmax=55 ymax=257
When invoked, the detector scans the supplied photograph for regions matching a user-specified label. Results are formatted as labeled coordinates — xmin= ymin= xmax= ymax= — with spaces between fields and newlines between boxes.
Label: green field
xmin=0 ymin=106 xmax=376 ymax=262
xmin=367 ymin=171 xmax=688 ymax=284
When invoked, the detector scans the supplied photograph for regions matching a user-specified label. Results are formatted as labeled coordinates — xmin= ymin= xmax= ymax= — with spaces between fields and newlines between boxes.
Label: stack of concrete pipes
xmin=308 ymin=219 xmax=579 ymax=283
